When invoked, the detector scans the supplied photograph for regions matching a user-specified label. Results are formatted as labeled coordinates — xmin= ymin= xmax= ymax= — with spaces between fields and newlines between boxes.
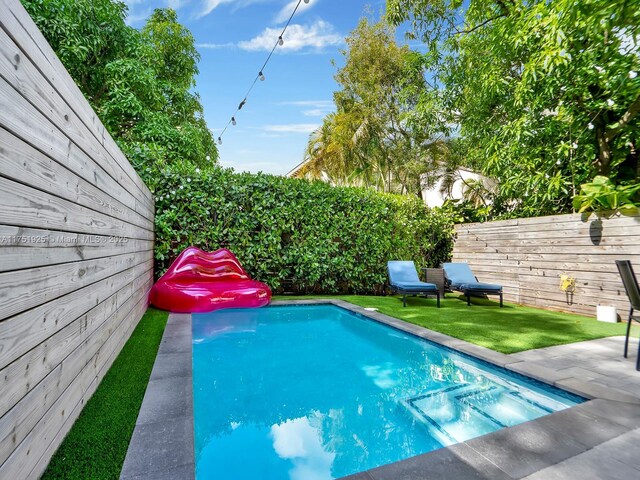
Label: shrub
xmin=145 ymin=164 xmax=455 ymax=294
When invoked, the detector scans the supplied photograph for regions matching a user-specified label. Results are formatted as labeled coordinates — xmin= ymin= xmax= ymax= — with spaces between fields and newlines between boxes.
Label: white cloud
xmin=281 ymin=100 xmax=333 ymax=108
xmin=198 ymin=0 xmax=233 ymax=18
xmin=167 ymin=0 xmax=189 ymax=8
xmin=196 ymin=42 xmax=236 ymax=49
xmin=303 ymin=109 xmax=328 ymax=117
xmin=274 ymin=0 xmax=319 ymax=24
xmin=197 ymin=0 xmax=268 ymax=18
xmin=263 ymin=123 xmax=319 ymax=133
xmin=238 ymin=20 xmax=343 ymax=52
xmin=270 ymin=415 xmax=336 ymax=480
xmin=279 ymin=100 xmax=333 ymax=117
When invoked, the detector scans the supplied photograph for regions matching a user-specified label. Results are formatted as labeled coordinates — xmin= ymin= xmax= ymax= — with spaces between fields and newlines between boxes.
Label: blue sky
xmin=123 ymin=0 xmax=388 ymax=175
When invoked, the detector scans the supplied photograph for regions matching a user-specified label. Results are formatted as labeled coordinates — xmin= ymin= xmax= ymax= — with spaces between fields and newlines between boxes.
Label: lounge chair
xmin=616 ymin=260 xmax=640 ymax=370
xmin=443 ymin=262 xmax=503 ymax=307
xmin=387 ymin=261 xmax=440 ymax=308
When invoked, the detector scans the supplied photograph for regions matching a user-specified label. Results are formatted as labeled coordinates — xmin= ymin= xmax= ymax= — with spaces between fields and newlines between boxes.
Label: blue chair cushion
xmin=443 ymin=263 xmax=502 ymax=292
xmin=387 ymin=261 xmax=421 ymax=284
xmin=456 ymin=282 xmax=502 ymax=292
xmin=443 ymin=263 xmax=477 ymax=284
xmin=391 ymin=281 xmax=437 ymax=292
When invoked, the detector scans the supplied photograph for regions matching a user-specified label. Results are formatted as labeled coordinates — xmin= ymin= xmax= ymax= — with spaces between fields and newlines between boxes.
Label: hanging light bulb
xmin=217 ymin=137 xmax=222 ymax=145
xmin=232 ymin=117 xmax=237 ymax=126
xmin=259 ymin=71 xmax=265 ymax=81
xmin=304 ymin=0 xmax=309 ymax=3
xmin=278 ymin=36 xmax=284 ymax=46
xmin=238 ymin=99 xmax=246 ymax=110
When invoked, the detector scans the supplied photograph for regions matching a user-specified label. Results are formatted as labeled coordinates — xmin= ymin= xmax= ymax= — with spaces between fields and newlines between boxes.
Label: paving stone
xmin=532 ymin=403 xmax=631 ymax=449
xmin=537 ymin=356 xmax=603 ymax=371
xmin=463 ymin=417 xmax=590 ymax=479
xmin=366 ymin=443 xmax=511 ymax=480
xmin=162 ymin=320 xmax=192 ymax=338
xmin=591 ymin=377 xmax=640 ymax=399
xmin=136 ymin=375 xmax=192 ymax=425
xmin=555 ymin=378 xmax=640 ymax=403
xmin=508 ymin=350 xmax=559 ymax=362
xmin=592 ymin=373 xmax=640 ymax=389
xmin=415 ymin=329 xmax=458 ymax=345
xmin=120 ymin=416 xmax=194 ymax=478
xmin=157 ymin=333 xmax=192 ymax=354
xmin=522 ymin=449 xmax=640 ymax=480
xmin=451 ymin=343 xmax=513 ymax=367
xmin=121 ymin=463 xmax=194 ymax=480
xmin=553 ymin=366 xmax=605 ymax=381
xmin=338 ymin=472 xmax=375 ymax=480
xmin=572 ymin=400 xmax=640 ymax=430
xmin=150 ymin=352 xmax=192 ymax=381
xmin=507 ymin=362 xmax=574 ymax=383
xmin=605 ymin=428 xmax=640 ymax=470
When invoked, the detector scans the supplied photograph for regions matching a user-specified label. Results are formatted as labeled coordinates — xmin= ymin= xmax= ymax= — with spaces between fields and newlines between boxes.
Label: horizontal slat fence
xmin=0 ymin=0 xmax=154 ymax=478
xmin=452 ymin=212 xmax=640 ymax=316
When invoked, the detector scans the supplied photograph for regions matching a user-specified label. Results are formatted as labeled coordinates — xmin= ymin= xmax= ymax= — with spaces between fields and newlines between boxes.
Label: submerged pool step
xmin=400 ymin=383 xmax=557 ymax=446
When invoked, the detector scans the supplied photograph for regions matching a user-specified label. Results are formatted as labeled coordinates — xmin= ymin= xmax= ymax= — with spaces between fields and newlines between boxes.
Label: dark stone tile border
xmin=122 ymin=299 xmax=640 ymax=480
xmin=120 ymin=313 xmax=194 ymax=480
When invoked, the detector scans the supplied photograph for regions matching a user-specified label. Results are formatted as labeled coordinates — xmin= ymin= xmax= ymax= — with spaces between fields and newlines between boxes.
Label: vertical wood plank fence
xmin=0 ymin=0 xmax=155 ymax=477
xmin=452 ymin=212 xmax=640 ymax=317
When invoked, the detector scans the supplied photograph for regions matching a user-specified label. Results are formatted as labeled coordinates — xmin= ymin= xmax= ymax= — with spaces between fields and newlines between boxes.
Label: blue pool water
xmin=192 ymin=305 xmax=583 ymax=479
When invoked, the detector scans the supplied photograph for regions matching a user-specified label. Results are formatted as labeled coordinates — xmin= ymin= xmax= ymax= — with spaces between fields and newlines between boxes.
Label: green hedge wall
xmin=145 ymin=165 xmax=455 ymax=294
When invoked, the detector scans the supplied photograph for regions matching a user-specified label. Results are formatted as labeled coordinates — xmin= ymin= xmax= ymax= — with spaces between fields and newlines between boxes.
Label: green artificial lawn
xmin=274 ymin=294 xmax=635 ymax=354
xmin=42 ymin=308 xmax=168 ymax=480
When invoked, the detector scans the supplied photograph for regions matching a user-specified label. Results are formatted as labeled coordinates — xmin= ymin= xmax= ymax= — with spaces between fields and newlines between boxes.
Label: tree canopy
xmin=302 ymin=18 xmax=450 ymax=198
xmin=387 ymin=0 xmax=640 ymax=217
xmin=22 ymin=0 xmax=218 ymax=174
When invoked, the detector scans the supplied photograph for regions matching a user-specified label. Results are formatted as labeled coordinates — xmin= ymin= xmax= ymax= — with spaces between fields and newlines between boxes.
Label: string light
xmin=216 ymin=0 xmax=309 ymax=145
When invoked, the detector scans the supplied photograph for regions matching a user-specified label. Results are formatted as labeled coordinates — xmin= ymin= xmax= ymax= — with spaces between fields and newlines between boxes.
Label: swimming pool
xmin=192 ymin=304 xmax=583 ymax=479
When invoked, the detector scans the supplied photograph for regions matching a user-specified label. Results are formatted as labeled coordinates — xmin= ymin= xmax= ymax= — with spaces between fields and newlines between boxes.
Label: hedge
xmin=144 ymin=165 xmax=455 ymax=294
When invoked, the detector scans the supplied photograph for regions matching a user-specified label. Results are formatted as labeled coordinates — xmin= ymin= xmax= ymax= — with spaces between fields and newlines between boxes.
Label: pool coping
xmin=121 ymin=299 xmax=640 ymax=480
xmin=120 ymin=313 xmax=194 ymax=480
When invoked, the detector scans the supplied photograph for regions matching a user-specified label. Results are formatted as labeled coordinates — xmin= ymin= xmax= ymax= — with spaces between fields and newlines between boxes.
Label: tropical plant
xmin=148 ymin=164 xmax=456 ymax=293
xmin=387 ymin=0 xmax=640 ymax=217
xmin=303 ymin=18 xmax=450 ymax=198
xmin=22 ymin=0 xmax=218 ymax=173
xmin=572 ymin=176 xmax=640 ymax=214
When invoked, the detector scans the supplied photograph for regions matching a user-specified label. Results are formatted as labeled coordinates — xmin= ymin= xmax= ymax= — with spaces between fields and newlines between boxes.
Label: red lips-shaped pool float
xmin=149 ymin=247 xmax=271 ymax=313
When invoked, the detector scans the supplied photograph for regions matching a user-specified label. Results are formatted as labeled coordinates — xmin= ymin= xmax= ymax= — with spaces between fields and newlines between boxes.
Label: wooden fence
xmin=452 ymin=212 xmax=640 ymax=317
xmin=0 ymin=0 xmax=154 ymax=477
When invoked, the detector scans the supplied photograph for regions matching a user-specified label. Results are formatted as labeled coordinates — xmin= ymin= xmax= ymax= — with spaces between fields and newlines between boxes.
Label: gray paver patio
xmin=522 ymin=427 xmax=640 ymax=479
xmin=509 ymin=336 xmax=640 ymax=399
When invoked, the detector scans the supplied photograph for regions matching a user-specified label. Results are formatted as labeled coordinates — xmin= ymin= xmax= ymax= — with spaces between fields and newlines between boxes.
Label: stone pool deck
xmin=121 ymin=299 xmax=640 ymax=480
xmin=120 ymin=313 xmax=194 ymax=480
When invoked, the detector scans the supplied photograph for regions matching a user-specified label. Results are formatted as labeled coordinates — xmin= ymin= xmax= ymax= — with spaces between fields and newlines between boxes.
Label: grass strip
xmin=42 ymin=308 xmax=168 ymax=480
xmin=274 ymin=294 xmax=634 ymax=354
